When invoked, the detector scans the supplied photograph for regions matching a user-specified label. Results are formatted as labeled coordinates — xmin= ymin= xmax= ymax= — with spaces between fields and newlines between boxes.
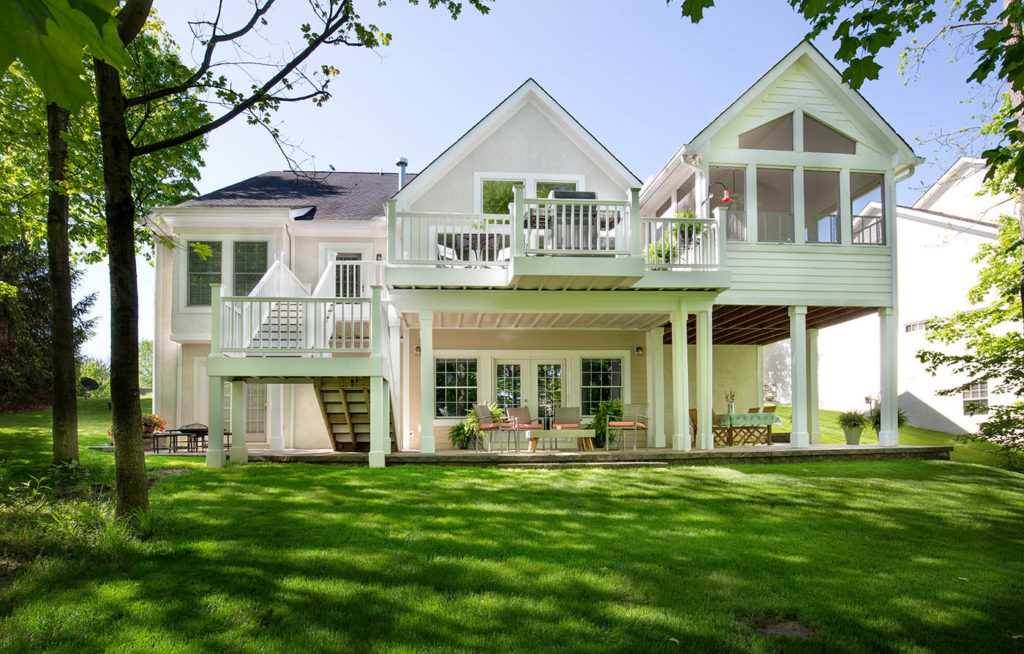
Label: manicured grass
xmin=1 ymin=401 xmax=1023 ymax=652
xmin=772 ymin=405 xmax=1009 ymax=468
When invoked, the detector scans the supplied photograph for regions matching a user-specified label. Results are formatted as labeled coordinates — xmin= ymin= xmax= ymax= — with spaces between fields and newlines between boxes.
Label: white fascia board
xmin=395 ymin=80 xmax=641 ymax=209
xmin=290 ymin=218 xmax=388 ymax=238
xmin=897 ymin=206 xmax=999 ymax=239
xmin=155 ymin=207 xmax=290 ymax=229
xmin=388 ymin=289 xmax=719 ymax=314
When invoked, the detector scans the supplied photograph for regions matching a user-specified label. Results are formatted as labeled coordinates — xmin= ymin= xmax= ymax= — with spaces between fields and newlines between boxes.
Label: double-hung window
xmin=233 ymin=242 xmax=269 ymax=296
xmin=581 ymin=357 xmax=623 ymax=415
xmin=962 ymin=381 xmax=989 ymax=416
xmin=435 ymin=358 xmax=478 ymax=418
xmin=187 ymin=241 xmax=222 ymax=306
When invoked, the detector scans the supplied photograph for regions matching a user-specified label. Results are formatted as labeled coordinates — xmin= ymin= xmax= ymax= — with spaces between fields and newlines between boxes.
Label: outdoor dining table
xmin=714 ymin=412 xmax=783 ymax=446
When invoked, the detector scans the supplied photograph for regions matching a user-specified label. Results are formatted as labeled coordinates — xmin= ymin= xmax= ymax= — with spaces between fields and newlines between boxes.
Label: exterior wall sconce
xmin=635 ymin=346 xmax=644 ymax=357
xmin=414 ymin=346 xmax=421 ymax=356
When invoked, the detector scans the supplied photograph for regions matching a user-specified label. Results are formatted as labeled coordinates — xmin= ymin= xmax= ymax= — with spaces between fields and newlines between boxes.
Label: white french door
xmin=494 ymin=359 xmax=564 ymax=419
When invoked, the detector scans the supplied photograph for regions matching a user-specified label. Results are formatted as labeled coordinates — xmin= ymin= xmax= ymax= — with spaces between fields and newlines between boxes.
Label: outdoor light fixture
xmin=414 ymin=346 xmax=421 ymax=356
xmin=702 ymin=181 xmax=731 ymax=205
xmin=635 ymin=346 xmax=645 ymax=357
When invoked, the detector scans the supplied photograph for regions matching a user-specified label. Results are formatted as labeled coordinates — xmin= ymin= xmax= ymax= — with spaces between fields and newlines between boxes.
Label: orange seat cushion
xmin=478 ymin=423 xmax=499 ymax=430
xmin=518 ymin=424 xmax=543 ymax=430
xmin=609 ymin=421 xmax=647 ymax=429
xmin=553 ymin=423 xmax=580 ymax=429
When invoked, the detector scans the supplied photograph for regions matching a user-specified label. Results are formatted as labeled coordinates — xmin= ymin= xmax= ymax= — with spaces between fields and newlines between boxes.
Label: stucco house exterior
xmin=150 ymin=42 xmax=920 ymax=467
xmin=810 ymin=157 xmax=1015 ymax=433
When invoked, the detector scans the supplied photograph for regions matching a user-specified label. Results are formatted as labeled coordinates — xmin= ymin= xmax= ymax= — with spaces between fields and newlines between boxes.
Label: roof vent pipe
xmin=395 ymin=156 xmax=408 ymax=190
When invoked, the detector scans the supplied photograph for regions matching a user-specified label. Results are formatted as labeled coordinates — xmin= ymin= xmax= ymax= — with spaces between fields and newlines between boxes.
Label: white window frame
xmin=433 ymin=348 xmax=630 ymax=426
xmin=176 ymin=233 xmax=277 ymax=314
xmin=433 ymin=357 xmax=480 ymax=419
xmin=473 ymin=172 xmax=586 ymax=214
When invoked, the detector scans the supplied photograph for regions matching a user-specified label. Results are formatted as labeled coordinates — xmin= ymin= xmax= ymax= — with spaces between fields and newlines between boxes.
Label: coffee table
xmin=526 ymin=429 xmax=596 ymax=453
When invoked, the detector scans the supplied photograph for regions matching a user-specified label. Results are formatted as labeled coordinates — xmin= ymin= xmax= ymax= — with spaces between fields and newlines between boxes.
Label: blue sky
xmin=77 ymin=0 xmax=995 ymax=359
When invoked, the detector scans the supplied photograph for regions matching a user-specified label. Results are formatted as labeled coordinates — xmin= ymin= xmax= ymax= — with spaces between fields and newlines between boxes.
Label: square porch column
xmin=878 ymin=307 xmax=899 ymax=446
xmin=671 ymin=299 xmax=691 ymax=451
xmin=230 ymin=380 xmax=248 ymax=463
xmin=419 ymin=311 xmax=436 ymax=454
xmin=696 ymin=309 xmax=713 ymax=450
xmin=206 ymin=375 xmax=225 ymax=467
xmin=807 ymin=328 xmax=821 ymax=445
xmin=269 ymin=384 xmax=285 ymax=452
xmin=789 ymin=307 xmax=810 ymax=447
xmin=646 ymin=328 xmax=666 ymax=447
xmin=369 ymin=376 xmax=389 ymax=468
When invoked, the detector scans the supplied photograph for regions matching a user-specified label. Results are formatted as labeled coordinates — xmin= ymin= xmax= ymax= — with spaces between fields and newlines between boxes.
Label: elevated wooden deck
xmin=242 ymin=444 xmax=953 ymax=466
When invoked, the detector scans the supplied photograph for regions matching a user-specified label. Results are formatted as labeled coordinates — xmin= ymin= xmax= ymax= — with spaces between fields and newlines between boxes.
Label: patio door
xmin=494 ymin=359 xmax=564 ymax=421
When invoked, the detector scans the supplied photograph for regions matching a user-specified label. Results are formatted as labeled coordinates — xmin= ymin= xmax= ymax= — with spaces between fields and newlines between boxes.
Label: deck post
xmin=647 ymin=328 xmax=666 ymax=447
xmin=370 ymin=285 xmax=383 ymax=355
xmin=419 ymin=310 xmax=436 ymax=454
xmin=230 ymin=380 xmax=247 ymax=463
xmin=807 ymin=328 xmax=821 ymax=445
xmin=696 ymin=309 xmax=713 ymax=449
xmin=369 ymin=376 xmax=388 ymax=468
xmin=671 ymin=298 xmax=690 ymax=451
xmin=629 ymin=187 xmax=641 ymax=257
xmin=386 ymin=199 xmax=397 ymax=263
xmin=512 ymin=183 xmax=525 ymax=256
xmin=206 ymin=375 xmax=225 ymax=467
xmin=789 ymin=306 xmax=810 ymax=447
xmin=878 ymin=307 xmax=899 ymax=445
xmin=269 ymin=384 xmax=284 ymax=452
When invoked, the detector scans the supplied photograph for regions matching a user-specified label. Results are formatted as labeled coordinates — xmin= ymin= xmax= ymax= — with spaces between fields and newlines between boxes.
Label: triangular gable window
xmin=738 ymin=114 xmax=793 ymax=151
xmin=804 ymin=115 xmax=856 ymax=154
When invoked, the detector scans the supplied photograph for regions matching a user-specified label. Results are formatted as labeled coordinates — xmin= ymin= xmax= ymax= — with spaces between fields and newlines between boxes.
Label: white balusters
xmin=640 ymin=217 xmax=720 ymax=270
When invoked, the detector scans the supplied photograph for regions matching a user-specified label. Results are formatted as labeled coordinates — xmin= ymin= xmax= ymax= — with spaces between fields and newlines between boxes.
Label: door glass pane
xmin=334 ymin=252 xmax=362 ymax=298
xmin=756 ymin=168 xmax=794 ymax=242
xmin=495 ymin=363 xmax=522 ymax=411
xmin=245 ymin=383 xmax=266 ymax=436
xmin=803 ymin=170 xmax=840 ymax=244
xmin=536 ymin=363 xmax=562 ymax=419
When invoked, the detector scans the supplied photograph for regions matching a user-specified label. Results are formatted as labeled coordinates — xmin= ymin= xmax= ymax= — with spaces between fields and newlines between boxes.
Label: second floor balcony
xmin=386 ymin=187 xmax=728 ymax=290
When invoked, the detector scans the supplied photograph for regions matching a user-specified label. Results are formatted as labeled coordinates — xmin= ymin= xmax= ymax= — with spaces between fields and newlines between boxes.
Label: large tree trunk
xmin=1009 ymin=0 xmax=1024 ymax=336
xmin=46 ymin=102 xmax=79 ymax=465
xmin=94 ymin=58 xmax=147 ymax=516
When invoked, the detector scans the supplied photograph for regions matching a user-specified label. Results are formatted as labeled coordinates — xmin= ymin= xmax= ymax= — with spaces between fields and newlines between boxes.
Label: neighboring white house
xmin=797 ymin=157 xmax=1015 ymax=433
xmin=150 ymin=42 xmax=921 ymax=467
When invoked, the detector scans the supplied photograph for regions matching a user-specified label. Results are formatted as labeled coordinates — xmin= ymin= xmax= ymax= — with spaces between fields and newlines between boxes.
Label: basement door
xmin=494 ymin=359 xmax=564 ymax=420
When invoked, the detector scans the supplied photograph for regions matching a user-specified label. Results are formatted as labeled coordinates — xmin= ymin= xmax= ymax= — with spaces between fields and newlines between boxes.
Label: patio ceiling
xmin=402 ymin=311 xmax=670 ymax=331
xmin=666 ymin=305 xmax=878 ymax=346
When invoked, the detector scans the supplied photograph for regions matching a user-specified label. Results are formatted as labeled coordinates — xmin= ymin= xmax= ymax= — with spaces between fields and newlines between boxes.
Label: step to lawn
xmin=495 ymin=461 xmax=669 ymax=470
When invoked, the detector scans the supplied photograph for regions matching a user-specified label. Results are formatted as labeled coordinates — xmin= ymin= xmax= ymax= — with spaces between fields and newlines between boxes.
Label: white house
xmin=811 ymin=157 xmax=1015 ymax=433
xmin=150 ymin=42 xmax=921 ymax=467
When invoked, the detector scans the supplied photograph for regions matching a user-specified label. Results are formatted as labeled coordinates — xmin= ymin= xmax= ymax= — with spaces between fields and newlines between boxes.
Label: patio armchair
xmin=504 ymin=406 xmax=543 ymax=452
xmin=550 ymin=406 xmax=582 ymax=450
xmin=746 ymin=407 xmax=760 ymax=413
xmin=472 ymin=404 xmax=504 ymax=453
xmin=607 ymin=403 xmax=648 ymax=451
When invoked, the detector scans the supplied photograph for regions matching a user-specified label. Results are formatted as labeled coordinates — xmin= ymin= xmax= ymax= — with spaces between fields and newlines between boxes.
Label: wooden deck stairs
xmin=314 ymin=378 xmax=397 ymax=452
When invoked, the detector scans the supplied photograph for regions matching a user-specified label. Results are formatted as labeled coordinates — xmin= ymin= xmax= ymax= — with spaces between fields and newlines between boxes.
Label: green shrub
xmin=587 ymin=399 xmax=623 ymax=449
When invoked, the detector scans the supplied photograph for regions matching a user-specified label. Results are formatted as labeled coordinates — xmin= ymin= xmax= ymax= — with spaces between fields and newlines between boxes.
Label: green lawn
xmin=1 ymin=401 xmax=1023 ymax=652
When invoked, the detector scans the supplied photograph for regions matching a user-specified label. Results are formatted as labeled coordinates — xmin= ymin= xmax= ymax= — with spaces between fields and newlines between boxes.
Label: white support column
xmin=369 ymin=376 xmax=388 ymax=468
xmin=419 ymin=311 xmax=436 ymax=454
xmin=745 ymin=165 xmax=758 ymax=244
xmin=269 ymin=384 xmax=284 ymax=452
xmin=878 ymin=307 xmax=899 ymax=446
xmin=649 ymin=328 xmax=666 ymax=447
xmin=671 ymin=299 xmax=690 ymax=451
xmin=807 ymin=328 xmax=821 ymax=445
xmin=793 ymin=165 xmax=805 ymax=245
xmin=696 ymin=309 xmax=713 ymax=450
xmin=230 ymin=380 xmax=248 ymax=463
xmin=206 ymin=375 xmax=225 ymax=467
xmin=789 ymin=307 xmax=809 ymax=447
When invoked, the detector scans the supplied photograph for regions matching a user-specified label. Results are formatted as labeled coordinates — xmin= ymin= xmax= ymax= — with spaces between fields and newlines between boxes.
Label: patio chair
xmin=607 ymin=403 xmax=648 ymax=451
xmin=746 ymin=407 xmax=761 ymax=413
xmin=435 ymin=243 xmax=462 ymax=267
xmin=473 ymin=404 xmax=503 ymax=453
xmin=688 ymin=408 xmax=698 ymax=447
xmin=504 ymin=406 xmax=543 ymax=452
xmin=551 ymin=406 xmax=582 ymax=451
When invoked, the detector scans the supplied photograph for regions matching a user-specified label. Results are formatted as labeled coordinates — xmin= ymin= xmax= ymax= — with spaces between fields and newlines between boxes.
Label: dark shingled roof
xmin=174 ymin=170 xmax=415 ymax=220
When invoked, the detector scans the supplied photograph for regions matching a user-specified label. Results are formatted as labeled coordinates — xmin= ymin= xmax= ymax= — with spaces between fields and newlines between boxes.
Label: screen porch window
xmin=804 ymin=115 xmax=856 ymax=154
xmin=187 ymin=241 xmax=222 ymax=306
xmin=803 ymin=170 xmax=840 ymax=244
xmin=962 ymin=381 xmax=989 ymax=416
xmin=435 ymin=358 xmax=478 ymax=418
xmin=756 ymin=168 xmax=794 ymax=242
xmin=710 ymin=166 xmax=746 ymax=241
xmin=738 ymin=113 xmax=793 ymax=151
xmin=851 ymin=172 xmax=886 ymax=245
xmin=580 ymin=358 xmax=622 ymax=415
xmin=233 ymin=242 xmax=268 ymax=296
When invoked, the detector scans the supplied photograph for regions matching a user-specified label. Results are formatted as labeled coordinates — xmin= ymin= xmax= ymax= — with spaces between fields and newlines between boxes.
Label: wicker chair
xmin=607 ymin=403 xmax=648 ymax=451
xmin=505 ymin=406 xmax=543 ymax=452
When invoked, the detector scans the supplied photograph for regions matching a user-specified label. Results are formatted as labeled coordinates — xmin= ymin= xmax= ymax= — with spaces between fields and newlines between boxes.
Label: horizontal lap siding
xmin=721 ymin=244 xmax=893 ymax=306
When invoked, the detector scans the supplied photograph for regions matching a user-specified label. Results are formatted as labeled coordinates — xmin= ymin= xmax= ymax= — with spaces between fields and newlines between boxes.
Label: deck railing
xmin=520 ymin=198 xmax=631 ymax=256
xmin=388 ymin=210 xmax=512 ymax=266
xmin=641 ymin=216 xmax=720 ymax=270
xmin=217 ymin=295 xmax=374 ymax=354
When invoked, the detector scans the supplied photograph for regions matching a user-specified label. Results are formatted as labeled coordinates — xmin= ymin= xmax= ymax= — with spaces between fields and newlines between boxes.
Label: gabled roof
xmin=687 ymin=41 xmax=919 ymax=165
xmin=394 ymin=78 xmax=642 ymax=205
xmin=173 ymin=171 xmax=414 ymax=220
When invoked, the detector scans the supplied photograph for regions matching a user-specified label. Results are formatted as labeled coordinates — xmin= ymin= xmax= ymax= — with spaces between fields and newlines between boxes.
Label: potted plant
xmin=836 ymin=411 xmax=868 ymax=444
xmin=448 ymin=422 xmax=473 ymax=450
xmin=141 ymin=413 xmax=166 ymax=450
xmin=586 ymin=399 xmax=623 ymax=449
xmin=724 ymin=389 xmax=736 ymax=415
xmin=868 ymin=407 xmax=908 ymax=436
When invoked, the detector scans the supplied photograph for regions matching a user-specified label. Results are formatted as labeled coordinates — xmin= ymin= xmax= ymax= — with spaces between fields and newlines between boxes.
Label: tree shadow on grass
xmin=1 ymin=462 xmax=1023 ymax=652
